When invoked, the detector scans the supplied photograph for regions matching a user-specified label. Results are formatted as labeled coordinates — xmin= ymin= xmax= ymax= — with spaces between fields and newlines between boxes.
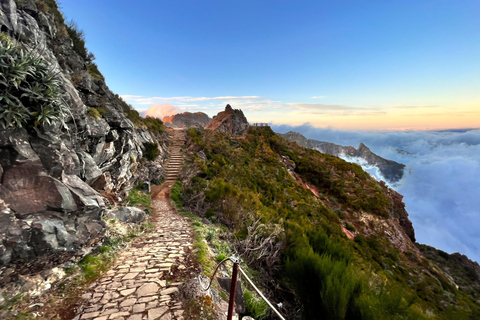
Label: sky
xmin=60 ymin=0 xmax=480 ymax=130
xmin=273 ymin=125 xmax=480 ymax=263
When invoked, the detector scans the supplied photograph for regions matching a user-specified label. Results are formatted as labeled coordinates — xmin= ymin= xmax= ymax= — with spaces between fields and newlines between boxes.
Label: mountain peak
xmin=205 ymin=104 xmax=249 ymax=136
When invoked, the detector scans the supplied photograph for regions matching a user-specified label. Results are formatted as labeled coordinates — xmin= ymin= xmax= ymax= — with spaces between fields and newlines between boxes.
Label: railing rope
xmin=198 ymin=256 xmax=286 ymax=320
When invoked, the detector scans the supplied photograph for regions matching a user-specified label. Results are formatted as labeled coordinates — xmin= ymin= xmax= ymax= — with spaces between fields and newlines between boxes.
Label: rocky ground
xmin=73 ymin=203 xmax=193 ymax=320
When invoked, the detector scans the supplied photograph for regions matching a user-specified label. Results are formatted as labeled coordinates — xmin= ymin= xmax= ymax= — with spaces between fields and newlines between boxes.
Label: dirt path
xmin=73 ymin=129 xmax=194 ymax=320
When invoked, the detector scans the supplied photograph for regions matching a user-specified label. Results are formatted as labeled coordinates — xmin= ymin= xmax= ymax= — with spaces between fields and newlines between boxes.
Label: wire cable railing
xmin=198 ymin=256 xmax=286 ymax=320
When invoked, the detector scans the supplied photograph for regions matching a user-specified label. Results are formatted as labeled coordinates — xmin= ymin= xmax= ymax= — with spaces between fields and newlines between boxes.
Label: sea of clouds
xmin=272 ymin=124 xmax=480 ymax=263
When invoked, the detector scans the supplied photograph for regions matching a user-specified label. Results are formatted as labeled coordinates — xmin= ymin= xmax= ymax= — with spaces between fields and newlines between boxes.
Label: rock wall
xmin=0 ymin=0 xmax=166 ymax=282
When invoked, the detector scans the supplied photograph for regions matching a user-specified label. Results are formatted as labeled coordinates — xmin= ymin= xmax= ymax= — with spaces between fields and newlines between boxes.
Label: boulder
xmin=109 ymin=207 xmax=145 ymax=224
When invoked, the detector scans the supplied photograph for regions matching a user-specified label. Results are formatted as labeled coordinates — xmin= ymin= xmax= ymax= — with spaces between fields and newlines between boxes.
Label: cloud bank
xmin=272 ymin=124 xmax=480 ymax=263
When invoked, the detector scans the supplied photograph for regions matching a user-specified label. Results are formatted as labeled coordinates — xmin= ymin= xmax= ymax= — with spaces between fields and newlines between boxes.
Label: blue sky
xmin=60 ymin=0 xmax=480 ymax=130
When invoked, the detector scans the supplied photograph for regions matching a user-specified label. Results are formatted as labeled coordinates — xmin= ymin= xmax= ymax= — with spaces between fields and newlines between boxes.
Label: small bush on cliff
xmin=0 ymin=35 xmax=66 ymax=128
xmin=143 ymin=142 xmax=160 ymax=161
xmin=86 ymin=63 xmax=105 ymax=81
xmin=87 ymin=107 xmax=101 ymax=120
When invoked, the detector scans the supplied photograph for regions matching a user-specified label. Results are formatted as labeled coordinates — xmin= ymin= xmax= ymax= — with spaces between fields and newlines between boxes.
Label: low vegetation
xmin=177 ymin=127 xmax=480 ymax=319
xmin=65 ymin=20 xmax=104 ymax=81
xmin=143 ymin=142 xmax=160 ymax=161
xmin=126 ymin=184 xmax=153 ymax=214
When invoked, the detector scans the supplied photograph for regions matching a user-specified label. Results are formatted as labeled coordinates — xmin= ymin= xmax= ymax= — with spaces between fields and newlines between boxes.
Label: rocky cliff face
xmin=279 ymin=131 xmax=405 ymax=183
xmin=419 ymin=244 xmax=480 ymax=301
xmin=163 ymin=112 xmax=211 ymax=128
xmin=205 ymin=105 xmax=249 ymax=136
xmin=0 ymin=0 xmax=166 ymax=282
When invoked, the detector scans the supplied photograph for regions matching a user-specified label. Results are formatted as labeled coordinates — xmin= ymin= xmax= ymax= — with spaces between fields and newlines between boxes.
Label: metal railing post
xmin=227 ymin=258 xmax=239 ymax=320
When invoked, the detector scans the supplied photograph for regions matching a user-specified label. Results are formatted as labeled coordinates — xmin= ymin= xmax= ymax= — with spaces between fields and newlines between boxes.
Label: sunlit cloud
xmin=311 ymin=96 xmax=327 ymax=99
xmin=144 ymin=103 xmax=179 ymax=119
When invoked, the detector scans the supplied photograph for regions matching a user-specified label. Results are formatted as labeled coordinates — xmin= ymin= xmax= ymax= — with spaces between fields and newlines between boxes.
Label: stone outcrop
xmin=106 ymin=207 xmax=146 ymax=224
xmin=279 ymin=131 xmax=405 ymax=183
xmin=163 ymin=112 xmax=211 ymax=128
xmin=205 ymin=105 xmax=249 ymax=137
xmin=419 ymin=244 xmax=480 ymax=300
xmin=0 ymin=0 xmax=167 ymax=282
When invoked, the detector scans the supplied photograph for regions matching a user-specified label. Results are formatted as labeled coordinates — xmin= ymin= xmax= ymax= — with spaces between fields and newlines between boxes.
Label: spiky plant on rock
xmin=0 ymin=34 xmax=66 ymax=129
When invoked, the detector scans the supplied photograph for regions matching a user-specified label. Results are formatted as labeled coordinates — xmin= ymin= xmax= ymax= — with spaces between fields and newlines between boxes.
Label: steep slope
xmin=280 ymin=131 xmax=406 ymax=183
xmin=178 ymin=111 xmax=479 ymax=319
xmin=163 ymin=112 xmax=211 ymax=128
xmin=0 ymin=0 xmax=166 ymax=283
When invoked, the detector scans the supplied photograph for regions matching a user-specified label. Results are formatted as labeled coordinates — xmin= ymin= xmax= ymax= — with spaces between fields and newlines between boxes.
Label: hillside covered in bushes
xmin=177 ymin=126 xmax=479 ymax=319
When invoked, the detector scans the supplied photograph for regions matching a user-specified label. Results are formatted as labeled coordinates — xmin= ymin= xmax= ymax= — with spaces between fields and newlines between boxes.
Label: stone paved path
xmin=74 ymin=129 xmax=191 ymax=320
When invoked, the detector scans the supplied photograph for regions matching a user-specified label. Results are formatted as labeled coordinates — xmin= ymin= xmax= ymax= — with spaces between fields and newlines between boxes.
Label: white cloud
xmin=272 ymin=124 xmax=480 ymax=263
xmin=311 ymin=96 xmax=326 ymax=99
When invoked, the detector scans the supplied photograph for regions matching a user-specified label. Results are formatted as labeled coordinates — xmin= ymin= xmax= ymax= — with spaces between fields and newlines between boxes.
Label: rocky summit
xmin=205 ymin=104 xmax=250 ymax=136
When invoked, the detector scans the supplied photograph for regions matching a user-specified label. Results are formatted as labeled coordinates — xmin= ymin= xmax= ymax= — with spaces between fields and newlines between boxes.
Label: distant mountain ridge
xmin=279 ymin=131 xmax=405 ymax=183
xmin=163 ymin=112 xmax=211 ymax=128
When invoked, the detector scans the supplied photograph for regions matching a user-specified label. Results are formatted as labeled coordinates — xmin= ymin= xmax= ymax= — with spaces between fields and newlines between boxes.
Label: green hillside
xmin=178 ymin=126 xmax=479 ymax=319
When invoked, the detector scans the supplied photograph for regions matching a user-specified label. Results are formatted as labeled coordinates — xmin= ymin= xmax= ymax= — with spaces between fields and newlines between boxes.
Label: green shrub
xmin=143 ymin=142 xmax=160 ymax=161
xmin=215 ymin=254 xmax=227 ymax=262
xmin=205 ymin=208 xmax=215 ymax=219
xmin=86 ymin=63 xmax=104 ymax=81
xmin=244 ymin=289 xmax=269 ymax=319
xmin=87 ymin=107 xmax=101 ymax=120
xmin=126 ymin=188 xmax=152 ymax=214
xmin=78 ymin=254 xmax=109 ymax=282
xmin=143 ymin=116 xmax=165 ymax=133
xmin=66 ymin=20 xmax=88 ymax=60
xmin=345 ymin=222 xmax=356 ymax=232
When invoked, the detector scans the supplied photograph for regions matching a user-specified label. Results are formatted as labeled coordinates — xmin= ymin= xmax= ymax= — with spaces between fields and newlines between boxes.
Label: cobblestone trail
xmin=74 ymin=129 xmax=190 ymax=320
